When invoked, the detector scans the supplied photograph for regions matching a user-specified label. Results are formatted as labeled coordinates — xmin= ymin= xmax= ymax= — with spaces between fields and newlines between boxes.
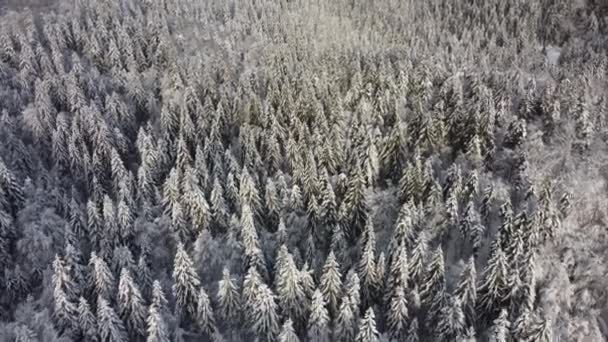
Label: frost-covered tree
xmin=78 ymin=297 xmax=98 ymax=342
xmin=278 ymin=319 xmax=300 ymax=342
xmin=117 ymin=268 xmax=147 ymax=337
xmin=172 ymin=243 xmax=201 ymax=318
xmin=307 ymin=289 xmax=330 ymax=342
xmin=320 ymin=250 xmax=342 ymax=317
xmin=195 ymin=286 xmax=216 ymax=335
xmin=356 ymin=307 xmax=380 ymax=342
xmin=217 ymin=267 xmax=240 ymax=322
xmin=334 ymin=296 xmax=356 ymax=342
xmin=89 ymin=253 xmax=116 ymax=301
xmin=146 ymin=301 xmax=170 ymax=342
xmin=251 ymin=283 xmax=280 ymax=341
xmin=97 ymin=296 xmax=128 ymax=342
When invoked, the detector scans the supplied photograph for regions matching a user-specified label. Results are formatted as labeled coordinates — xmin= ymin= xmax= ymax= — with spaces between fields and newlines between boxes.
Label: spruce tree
xmin=307 ymin=289 xmax=330 ymax=342
xmin=275 ymin=245 xmax=307 ymax=324
xmin=117 ymin=268 xmax=147 ymax=337
xmin=195 ymin=286 xmax=216 ymax=335
xmin=334 ymin=296 xmax=356 ymax=342
xmin=89 ymin=252 xmax=116 ymax=301
xmin=77 ymin=297 xmax=98 ymax=342
xmin=408 ymin=232 xmax=427 ymax=286
xmin=278 ymin=319 xmax=300 ymax=342
xmin=97 ymin=296 xmax=128 ymax=342
xmin=217 ymin=267 xmax=240 ymax=322
xmin=477 ymin=238 xmax=509 ymax=318
xmin=172 ymin=243 xmax=201 ymax=319
xmin=320 ymin=250 xmax=343 ymax=317
xmin=386 ymin=283 xmax=408 ymax=339
xmin=455 ymin=256 xmax=477 ymax=326
xmin=356 ymin=307 xmax=380 ymax=342
xmin=489 ymin=309 xmax=510 ymax=342
xmin=251 ymin=283 xmax=280 ymax=342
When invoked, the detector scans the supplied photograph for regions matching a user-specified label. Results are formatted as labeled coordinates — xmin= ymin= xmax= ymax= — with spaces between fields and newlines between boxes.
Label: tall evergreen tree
xmin=195 ymin=286 xmax=216 ymax=335
xmin=97 ymin=296 xmax=128 ymax=342
xmin=320 ymin=250 xmax=343 ymax=317
xmin=356 ymin=307 xmax=380 ymax=342
xmin=172 ymin=243 xmax=201 ymax=319
xmin=307 ymin=289 xmax=330 ymax=342
xmin=217 ymin=267 xmax=240 ymax=322
xmin=117 ymin=268 xmax=147 ymax=337
xmin=278 ymin=319 xmax=300 ymax=342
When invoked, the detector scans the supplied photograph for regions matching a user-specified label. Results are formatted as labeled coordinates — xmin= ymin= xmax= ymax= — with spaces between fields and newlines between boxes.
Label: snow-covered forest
xmin=0 ymin=0 xmax=607 ymax=341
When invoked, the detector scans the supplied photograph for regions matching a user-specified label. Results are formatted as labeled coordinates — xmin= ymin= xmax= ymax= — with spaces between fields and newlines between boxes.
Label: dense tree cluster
xmin=0 ymin=0 xmax=607 ymax=341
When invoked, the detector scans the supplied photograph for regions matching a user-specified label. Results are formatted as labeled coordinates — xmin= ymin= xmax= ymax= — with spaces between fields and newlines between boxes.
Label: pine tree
xmin=278 ymin=319 xmax=300 ymax=342
xmin=320 ymin=251 xmax=343 ymax=317
xmin=307 ymin=289 xmax=330 ymax=342
xmin=344 ymin=165 xmax=368 ymax=239
xmin=195 ymin=286 xmax=216 ymax=335
xmin=358 ymin=222 xmax=377 ymax=306
xmin=421 ymin=247 xmax=445 ymax=308
xmin=137 ymin=255 xmax=153 ymax=299
xmin=217 ymin=267 xmax=240 ymax=322
xmin=435 ymin=295 xmax=465 ymax=341
xmin=455 ymin=256 xmax=477 ymax=326
xmin=527 ymin=314 xmax=552 ymax=342
xmin=53 ymin=284 xmax=78 ymax=334
xmin=477 ymin=238 xmax=509 ymax=318
xmin=151 ymin=280 xmax=169 ymax=312
xmin=117 ymin=268 xmax=147 ymax=337
xmin=251 ymin=283 xmax=280 ymax=342
xmin=243 ymin=266 xmax=263 ymax=327
xmin=77 ymin=297 xmax=98 ymax=342
xmin=345 ymin=269 xmax=361 ymax=317
xmin=89 ymin=252 xmax=116 ymax=301
xmin=172 ymin=243 xmax=201 ymax=318
xmin=334 ymin=296 xmax=356 ymax=342
xmin=240 ymin=203 xmax=267 ymax=276
xmin=386 ymin=283 xmax=408 ymax=339
xmin=385 ymin=244 xmax=408 ymax=305
xmin=356 ymin=307 xmax=380 ymax=342
xmin=405 ymin=318 xmax=420 ymax=342
xmin=97 ymin=296 xmax=128 ymax=342
xmin=275 ymin=245 xmax=307 ymax=324
xmin=239 ymin=167 xmax=261 ymax=212
xmin=489 ymin=309 xmax=510 ymax=342
xmin=408 ymin=232 xmax=427 ymax=286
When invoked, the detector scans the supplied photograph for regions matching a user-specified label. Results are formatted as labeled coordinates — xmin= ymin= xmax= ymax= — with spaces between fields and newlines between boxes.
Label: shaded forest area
xmin=0 ymin=0 xmax=608 ymax=341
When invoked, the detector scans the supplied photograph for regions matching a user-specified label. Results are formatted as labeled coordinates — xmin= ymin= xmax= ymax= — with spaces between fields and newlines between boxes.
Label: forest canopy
xmin=0 ymin=0 xmax=607 ymax=341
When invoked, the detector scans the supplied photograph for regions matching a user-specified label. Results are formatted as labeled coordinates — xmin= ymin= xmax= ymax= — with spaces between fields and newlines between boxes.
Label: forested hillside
xmin=0 ymin=0 xmax=607 ymax=341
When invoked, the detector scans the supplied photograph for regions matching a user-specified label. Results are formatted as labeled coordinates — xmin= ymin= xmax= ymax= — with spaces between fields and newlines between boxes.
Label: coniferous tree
xmin=89 ymin=253 xmax=116 ymax=301
xmin=320 ymin=250 xmax=343 ymax=317
xmin=97 ymin=296 xmax=128 ymax=342
xmin=278 ymin=319 xmax=300 ymax=342
xmin=477 ymin=238 xmax=509 ymax=318
xmin=172 ymin=243 xmax=201 ymax=319
xmin=217 ymin=267 xmax=240 ymax=323
xmin=195 ymin=286 xmax=216 ymax=335
xmin=386 ymin=283 xmax=408 ymax=340
xmin=356 ymin=307 xmax=380 ymax=342
xmin=307 ymin=289 xmax=331 ymax=342
xmin=117 ymin=268 xmax=147 ymax=337
xmin=405 ymin=318 xmax=420 ymax=342
xmin=334 ymin=296 xmax=356 ymax=342
xmin=455 ymin=256 xmax=477 ymax=326
xmin=275 ymin=245 xmax=307 ymax=324
xmin=78 ymin=297 xmax=98 ymax=342
xmin=489 ymin=309 xmax=510 ymax=342
xmin=408 ymin=232 xmax=427 ymax=286
xmin=251 ymin=283 xmax=280 ymax=342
